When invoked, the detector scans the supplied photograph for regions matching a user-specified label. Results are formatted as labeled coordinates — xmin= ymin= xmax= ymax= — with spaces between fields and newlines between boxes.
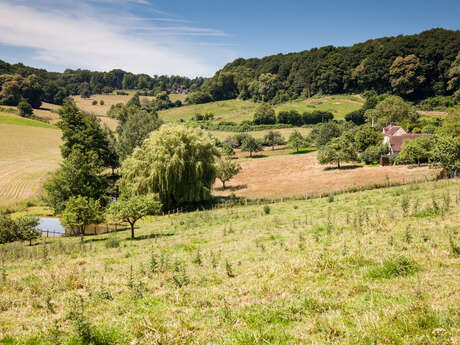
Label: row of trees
xmin=252 ymin=102 xmax=334 ymax=125
xmin=190 ymin=29 xmax=460 ymax=104
xmin=0 ymin=59 xmax=204 ymax=106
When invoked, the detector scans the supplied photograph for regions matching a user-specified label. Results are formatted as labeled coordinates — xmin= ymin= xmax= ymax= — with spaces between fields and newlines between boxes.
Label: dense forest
xmin=1 ymin=28 xmax=460 ymax=110
xmin=197 ymin=29 xmax=460 ymax=103
xmin=0 ymin=60 xmax=204 ymax=107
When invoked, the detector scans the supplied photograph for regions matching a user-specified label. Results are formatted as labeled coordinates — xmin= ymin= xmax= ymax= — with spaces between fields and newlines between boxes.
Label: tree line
xmin=188 ymin=29 xmax=460 ymax=104
xmin=0 ymin=59 xmax=204 ymax=109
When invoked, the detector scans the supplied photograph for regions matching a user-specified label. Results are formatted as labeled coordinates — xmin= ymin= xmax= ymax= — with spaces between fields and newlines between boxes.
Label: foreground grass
xmin=1 ymin=180 xmax=459 ymax=344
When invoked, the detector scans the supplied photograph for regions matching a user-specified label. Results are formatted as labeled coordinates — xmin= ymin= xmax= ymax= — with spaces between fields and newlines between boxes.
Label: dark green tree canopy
xmin=253 ymin=103 xmax=276 ymax=125
xmin=44 ymin=150 xmax=108 ymax=213
xmin=58 ymin=103 xmax=115 ymax=168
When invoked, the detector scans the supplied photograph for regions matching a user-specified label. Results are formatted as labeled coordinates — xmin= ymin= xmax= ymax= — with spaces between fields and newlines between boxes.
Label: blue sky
xmin=0 ymin=0 xmax=459 ymax=77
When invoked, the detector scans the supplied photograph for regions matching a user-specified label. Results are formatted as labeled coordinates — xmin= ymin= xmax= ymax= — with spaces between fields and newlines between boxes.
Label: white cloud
xmin=0 ymin=1 xmax=234 ymax=76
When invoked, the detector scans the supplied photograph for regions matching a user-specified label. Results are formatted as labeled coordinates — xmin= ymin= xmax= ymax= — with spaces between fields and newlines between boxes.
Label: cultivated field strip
xmin=0 ymin=123 xmax=61 ymax=206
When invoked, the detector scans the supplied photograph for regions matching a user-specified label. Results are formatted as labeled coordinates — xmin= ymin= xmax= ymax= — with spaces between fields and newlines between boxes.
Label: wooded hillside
xmin=199 ymin=29 xmax=460 ymax=103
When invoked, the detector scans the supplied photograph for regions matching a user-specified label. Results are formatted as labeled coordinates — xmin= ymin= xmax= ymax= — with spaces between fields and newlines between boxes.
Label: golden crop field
xmin=0 ymin=115 xmax=61 ymax=206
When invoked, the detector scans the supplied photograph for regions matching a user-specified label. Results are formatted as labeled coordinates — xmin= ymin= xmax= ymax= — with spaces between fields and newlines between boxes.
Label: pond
xmin=36 ymin=217 xmax=65 ymax=236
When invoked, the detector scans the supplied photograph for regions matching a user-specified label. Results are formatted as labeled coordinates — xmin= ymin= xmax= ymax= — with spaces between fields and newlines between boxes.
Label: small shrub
xmin=327 ymin=195 xmax=334 ymax=203
xmin=400 ymin=195 xmax=410 ymax=214
xmin=449 ymin=235 xmax=460 ymax=256
xmin=92 ymin=100 xmax=97 ymax=105
xmin=192 ymin=250 xmax=202 ymax=266
xmin=263 ymin=205 xmax=271 ymax=215
xmin=172 ymin=260 xmax=190 ymax=288
xmin=100 ymin=100 xmax=104 ymax=105
xmin=226 ymin=260 xmax=235 ymax=277
xmin=366 ymin=256 xmax=419 ymax=279
xmin=149 ymin=251 xmax=159 ymax=273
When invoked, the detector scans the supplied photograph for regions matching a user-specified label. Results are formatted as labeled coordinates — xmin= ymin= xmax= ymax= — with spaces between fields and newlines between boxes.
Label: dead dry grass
xmin=213 ymin=152 xmax=437 ymax=198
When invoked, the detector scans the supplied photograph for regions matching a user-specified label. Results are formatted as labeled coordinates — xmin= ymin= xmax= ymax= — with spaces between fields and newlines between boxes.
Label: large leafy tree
xmin=0 ymin=213 xmax=40 ymax=245
xmin=389 ymin=55 xmax=425 ymax=96
xmin=107 ymin=194 xmax=161 ymax=240
xmin=61 ymin=196 xmax=104 ymax=241
xmin=398 ymin=137 xmax=433 ymax=166
xmin=119 ymin=125 xmax=219 ymax=209
xmin=215 ymin=158 xmax=242 ymax=189
xmin=115 ymin=106 xmax=162 ymax=161
xmin=58 ymin=103 xmax=115 ymax=168
xmin=0 ymin=74 xmax=43 ymax=108
xmin=44 ymin=150 xmax=108 ymax=213
xmin=253 ymin=103 xmax=276 ymax=125
xmin=431 ymin=134 xmax=460 ymax=176
xmin=240 ymin=135 xmax=263 ymax=157
xmin=264 ymin=130 xmax=284 ymax=150
xmin=354 ymin=126 xmax=382 ymax=152
xmin=365 ymin=96 xmax=419 ymax=129
xmin=288 ymin=130 xmax=307 ymax=153
xmin=317 ymin=132 xmax=358 ymax=169
xmin=310 ymin=122 xmax=343 ymax=147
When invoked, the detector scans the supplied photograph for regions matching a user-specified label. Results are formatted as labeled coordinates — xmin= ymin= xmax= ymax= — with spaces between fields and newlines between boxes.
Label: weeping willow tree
xmin=119 ymin=125 xmax=219 ymax=209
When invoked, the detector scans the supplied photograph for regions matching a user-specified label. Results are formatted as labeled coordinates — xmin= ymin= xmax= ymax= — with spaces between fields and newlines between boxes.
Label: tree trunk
xmin=250 ymin=151 xmax=253 ymax=157
xmin=80 ymin=226 xmax=84 ymax=243
xmin=337 ymin=161 xmax=341 ymax=169
xmin=272 ymin=143 xmax=275 ymax=151
xmin=222 ymin=180 xmax=226 ymax=189
xmin=130 ymin=222 xmax=135 ymax=240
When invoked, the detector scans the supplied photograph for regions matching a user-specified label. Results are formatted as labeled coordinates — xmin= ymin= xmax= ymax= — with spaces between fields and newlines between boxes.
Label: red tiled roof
xmin=383 ymin=124 xmax=404 ymax=136
xmin=389 ymin=134 xmax=433 ymax=153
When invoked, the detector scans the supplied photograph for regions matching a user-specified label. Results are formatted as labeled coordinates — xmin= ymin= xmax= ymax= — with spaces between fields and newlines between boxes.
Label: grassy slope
xmin=158 ymin=97 xmax=363 ymax=124
xmin=0 ymin=114 xmax=57 ymax=129
xmin=1 ymin=180 xmax=459 ymax=344
xmin=0 ymin=115 xmax=61 ymax=206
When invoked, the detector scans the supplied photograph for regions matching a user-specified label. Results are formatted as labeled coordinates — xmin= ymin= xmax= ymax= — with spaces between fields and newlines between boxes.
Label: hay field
xmin=213 ymin=152 xmax=437 ymax=199
xmin=0 ymin=115 xmax=61 ymax=206
xmin=1 ymin=179 xmax=458 ymax=344
xmin=72 ymin=94 xmax=155 ymax=131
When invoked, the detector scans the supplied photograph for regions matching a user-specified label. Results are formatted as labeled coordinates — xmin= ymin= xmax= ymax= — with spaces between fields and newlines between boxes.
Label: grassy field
xmin=0 ymin=115 xmax=61 ymax=207
xmin=158 ymin=96 xmax=363 ymax=124
xmin=1 ymin=179 xmax=459 ymax=344
xmin=213 ymin=151 xmax=438 ymax=198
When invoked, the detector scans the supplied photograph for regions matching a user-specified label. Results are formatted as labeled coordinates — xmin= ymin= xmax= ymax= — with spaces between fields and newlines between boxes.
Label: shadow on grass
xmin=290 ymin=148 xmax=317 ymax=155
xmin=247 ymin=154 xmax=268 ymax=159
xmin=324 ymin=165 xmax=363 ymax=171
xmin=131 ymin=232 xmax=174 ymax=241
xmin=214 ymin=184 xmax=247 ymax=192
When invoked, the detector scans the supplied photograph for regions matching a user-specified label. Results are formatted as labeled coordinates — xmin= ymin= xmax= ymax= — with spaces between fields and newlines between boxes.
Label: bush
xmin=302 ymin=110 xmax=334 ymax=124
xmin=253 ymin=103 xmax=276 ymax=125
xmin=92 ymin=100 xmax=97 ymax=105
xmin=186 ymin=91 xmax=212 ymax=104
xmin=100 ymin=100 xmax=105 ymax=105
xmin=360 ymin=145 xmax=381 ymax=164
xmin=17 ymin=100 xmax=33 ymax=117
xmin=277 ymin=110 xmax=302 ymax=125
xmin=263 ymin=205 xmax=270 ymax=214
xmin=345 ymin=109 xmax=366 ymax=125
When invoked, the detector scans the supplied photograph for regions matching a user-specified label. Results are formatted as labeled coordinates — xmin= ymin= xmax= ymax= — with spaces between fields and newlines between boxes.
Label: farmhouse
xmin=380 ymin=124 xmax=433 ymax=164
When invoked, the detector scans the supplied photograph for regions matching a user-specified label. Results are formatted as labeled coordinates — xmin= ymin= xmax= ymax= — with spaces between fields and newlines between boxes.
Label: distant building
xmin=380 ymin=123 xmax=433 ymax=164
